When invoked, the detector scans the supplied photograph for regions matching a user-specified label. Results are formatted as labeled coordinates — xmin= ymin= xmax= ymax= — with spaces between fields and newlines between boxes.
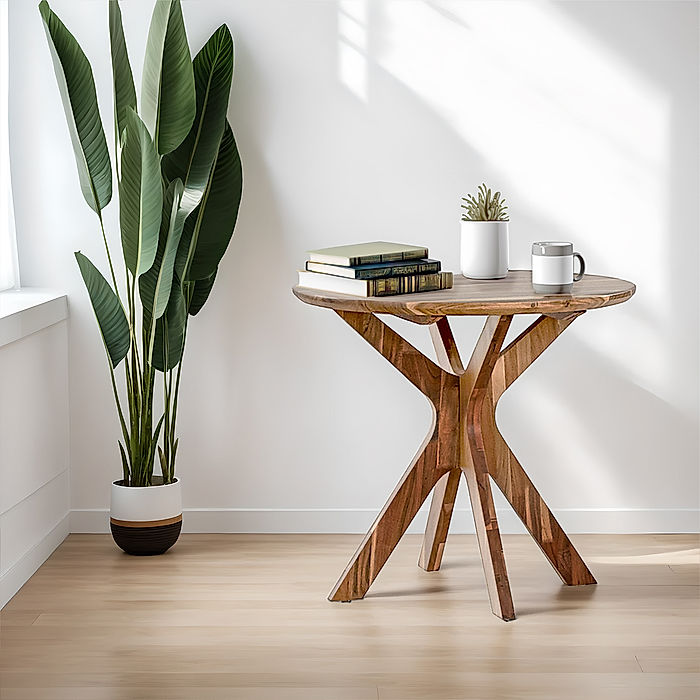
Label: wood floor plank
xmin=0 ymin=534 xmax=697 ymax=699
xmin=0 ymin=688 xmax=379 ymax=700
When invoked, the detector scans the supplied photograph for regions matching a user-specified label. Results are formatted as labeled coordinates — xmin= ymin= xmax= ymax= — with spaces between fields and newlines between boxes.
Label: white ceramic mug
xmin=531 ymin=242 xmax=585 ymax=294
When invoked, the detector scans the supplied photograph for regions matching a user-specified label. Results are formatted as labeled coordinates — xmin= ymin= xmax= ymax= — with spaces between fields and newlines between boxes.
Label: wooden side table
xmin=293 ymin=270 xmax=635 ymax=620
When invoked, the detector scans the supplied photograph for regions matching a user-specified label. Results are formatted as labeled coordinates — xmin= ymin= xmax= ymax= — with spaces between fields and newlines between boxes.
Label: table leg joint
xmin=331 ymin=310 xmax=595 ymax=619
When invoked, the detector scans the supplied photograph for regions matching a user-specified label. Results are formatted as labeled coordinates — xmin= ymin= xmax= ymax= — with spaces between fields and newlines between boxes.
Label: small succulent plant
xmin=461 ymin=184 xmax=509 ymax=221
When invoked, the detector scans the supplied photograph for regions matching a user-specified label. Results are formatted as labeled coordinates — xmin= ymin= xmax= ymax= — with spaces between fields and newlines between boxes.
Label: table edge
xmin=292 ymin=275 xmax=636 ymax=319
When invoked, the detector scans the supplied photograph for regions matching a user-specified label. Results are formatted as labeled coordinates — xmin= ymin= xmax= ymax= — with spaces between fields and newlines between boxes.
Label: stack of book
xmin=298 ymin=241 xmax=453 ymax=297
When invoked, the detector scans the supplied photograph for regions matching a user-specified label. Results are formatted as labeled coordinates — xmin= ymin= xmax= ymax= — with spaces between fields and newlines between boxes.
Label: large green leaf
xmin=119 ymin=109 xmax=163 ymax=277
xmin=181 ymin=122 xmax=242 ymax=282
xmin=152 ymin=278 xmax=187 ymax=372
xmin=108 ymin=0 xmax=136 ymax=148
xmin=141 ymin=0 xmax=195 ymax=155
xmin=75 ymin=252 xmax=130 ymax=368
xmin=39 ymin=1 xmax=111 ymax=213
xmin=187 ymin=268 xmax=217 ymax=316
xmin=140 ymin=178 xmax=186 ymax=323
xmin=162 ymin=24 xmax=233 ymax=214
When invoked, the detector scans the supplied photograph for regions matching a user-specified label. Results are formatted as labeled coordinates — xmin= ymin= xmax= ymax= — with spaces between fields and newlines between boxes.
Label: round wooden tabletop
xmin=293 ymin=270 xmax=635 ymax=321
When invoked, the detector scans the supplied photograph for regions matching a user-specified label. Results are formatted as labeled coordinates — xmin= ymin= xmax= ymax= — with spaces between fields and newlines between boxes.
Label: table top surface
xmin=293 ymin=270 xmax=635 ymax=321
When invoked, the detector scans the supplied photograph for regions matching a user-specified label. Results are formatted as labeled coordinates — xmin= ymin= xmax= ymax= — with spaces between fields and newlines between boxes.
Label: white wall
xmin=0 ymin=294 xmax=70 ymax=607
xmin=10 ymin=0 xmax=699 ymax=533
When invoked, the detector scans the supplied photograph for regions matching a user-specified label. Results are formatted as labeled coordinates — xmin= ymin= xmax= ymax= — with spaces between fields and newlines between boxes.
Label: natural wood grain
xmin=419 ymin=317 xmax=465 ymax=571
xmin=492 ymin=312 xmax=581 ymax=397
xmin=294 ymin=272 xmax=635 ymax=619
xmin=334 ymin=311 xmax=446 ymax=399
xmin=328 ymin=311 xmax=587 ymax=619
xmin=1 ymin=534 xmax=697 ymax=700
xmin=488 ymin=313 xmax=596 ymax=585
xmin=293 ymin=270 xmax=636 ymax=319
xmin=323 ymin=311 xmax=599 ymax=617
xmin=109 ymin=515 xmax=182 ymax=528
xmin=462 ymin=315 xmax=516 ymax=620
xmin=428 ymin=316 xmax=465 ymax=375
xmin=423 ymin=313 xmax=595 ymax=587
xmin=328 ymin=311 xmax=458 ymax=601
xmin=418 ymin=469 xmax=461 ymax=571
xmin=327 ymin=430 xmax=446 ymax=602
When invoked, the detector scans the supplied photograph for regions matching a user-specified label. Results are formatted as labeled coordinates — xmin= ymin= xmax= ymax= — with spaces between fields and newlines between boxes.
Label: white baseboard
xmin=70 ymin=507 xmax=700 ymax=535
xmin=0 ymin=513 xmax=70 ymax=609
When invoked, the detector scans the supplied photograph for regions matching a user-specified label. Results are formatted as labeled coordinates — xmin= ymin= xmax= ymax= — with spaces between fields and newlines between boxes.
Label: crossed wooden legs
xmin=329 ymin=311 xmax=596 ymax=620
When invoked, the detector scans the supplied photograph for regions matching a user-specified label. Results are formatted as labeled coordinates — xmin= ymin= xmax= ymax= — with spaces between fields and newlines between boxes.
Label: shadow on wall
xmin=163 ymin=1 xmax=699 ymax=510
xmin=497 ymin=334 xmax=699 ymax=509
xmin=176 ymin=1 xmax=493 ymax=506
xmin=339 ymin=1 xmax=694 ymax=504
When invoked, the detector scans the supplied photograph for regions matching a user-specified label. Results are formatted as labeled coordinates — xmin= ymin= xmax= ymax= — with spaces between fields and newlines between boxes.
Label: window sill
xmin=0 ymin=289 xmax=68 ymax=348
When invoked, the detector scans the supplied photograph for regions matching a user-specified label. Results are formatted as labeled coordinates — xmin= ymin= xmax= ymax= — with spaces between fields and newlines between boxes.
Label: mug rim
xmin=532 ymin=241 xmax=574 ymax=256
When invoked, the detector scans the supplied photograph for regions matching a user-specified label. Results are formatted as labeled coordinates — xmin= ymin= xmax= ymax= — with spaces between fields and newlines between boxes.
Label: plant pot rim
xmin=112 ymin=477 xmax=180 ymax=490
xmin=461 ymin=219 xmax=510 ymax=223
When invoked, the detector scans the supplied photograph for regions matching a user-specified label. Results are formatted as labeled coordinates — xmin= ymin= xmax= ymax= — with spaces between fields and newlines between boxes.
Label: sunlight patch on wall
xmin=375 ymin=0 xmax=671 ymax=397
xmin=499 ymin=386 xmax=627 ymax=504
xmin=338 ymin=0 xmax=369 ymax=101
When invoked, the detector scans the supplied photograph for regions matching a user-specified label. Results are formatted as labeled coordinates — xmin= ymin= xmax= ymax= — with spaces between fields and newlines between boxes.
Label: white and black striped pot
xmin=110 ymin=477 xmax=182 ymax=555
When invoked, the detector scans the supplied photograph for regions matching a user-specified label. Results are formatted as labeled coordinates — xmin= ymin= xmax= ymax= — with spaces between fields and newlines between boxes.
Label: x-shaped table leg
xmin=329 ymin=311 xmax=595 ymax=621
xmin=420 ymin=313 xmax=597 ymax=593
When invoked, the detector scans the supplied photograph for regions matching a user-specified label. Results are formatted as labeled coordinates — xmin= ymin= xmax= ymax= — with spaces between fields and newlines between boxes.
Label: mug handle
xmin=573 ymin=252 xmax=585 ymax=282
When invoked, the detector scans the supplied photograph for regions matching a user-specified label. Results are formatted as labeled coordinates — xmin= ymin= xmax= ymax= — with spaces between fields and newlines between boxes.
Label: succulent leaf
xmin=460 ymin=182 xmax=509 ymax=221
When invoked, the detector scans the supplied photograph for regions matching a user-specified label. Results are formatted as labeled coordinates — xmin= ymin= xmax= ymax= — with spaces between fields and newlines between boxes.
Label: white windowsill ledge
xmin=0 ymin=288 xmax=68 ymax=348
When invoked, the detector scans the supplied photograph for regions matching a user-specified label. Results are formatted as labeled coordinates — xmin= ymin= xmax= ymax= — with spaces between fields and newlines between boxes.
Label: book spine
xmin=356 ymin=260 xmax=441 ymax=279
xmin=347 ymin=248 xmax=430 ymax=266
xmin=398 ymin=248 xmax=430 ymax=262
xmin=368 ymin=272 xmax=453 ymax=296
xmin=348 ymin=255 xmax=381 ymax=265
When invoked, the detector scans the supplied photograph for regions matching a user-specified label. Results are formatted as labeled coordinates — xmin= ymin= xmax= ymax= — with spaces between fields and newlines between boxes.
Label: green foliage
xmin=74 ymin=251 xmax=130 ymax=368
xmin=141 ymin=0 xmax=195 ymax=155
xmin=461 ymin=183 xmax=509 ymax=221
xmin=188 ymin=269 xmax=217 ymax=316
xmin=152 ymin=276 xmax=187 ymax=372
xmin=140 ymin=179 xmax=186 ymax=322
xmin=162 ymin=24 xmax=234 ymax=215
xmin=39 ymin=1 xmax=112 ymax=214
xmin=108 ymin=0 xmax=136 ymax=148
xmin=40 ymin=0 xmax=241 ymax=486
xmin=182 ymin=122 xmax=242 ymax=282
xmin=119 ymin=109 xmax=163 ymax=277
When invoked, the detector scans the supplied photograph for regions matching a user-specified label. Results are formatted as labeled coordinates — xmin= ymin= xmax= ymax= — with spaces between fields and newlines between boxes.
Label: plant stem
xmin=163 ymin=367 xmax=171 ymax=483
xmin=166 ymin=294 xmax=190 ymax=481
xmin=107 ymin=360 xmax=131 ymax=484
xmin=97 ymin=213 xmax=123 ymax=305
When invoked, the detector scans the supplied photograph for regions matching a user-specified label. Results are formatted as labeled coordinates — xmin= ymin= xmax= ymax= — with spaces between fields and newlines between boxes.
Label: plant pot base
xmin=110 ymin=516 xmax=182 ymax=555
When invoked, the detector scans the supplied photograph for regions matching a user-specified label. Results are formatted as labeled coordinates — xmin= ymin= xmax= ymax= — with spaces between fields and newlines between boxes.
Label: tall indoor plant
xmin=39 ymin=0 xmax=242 ymax=554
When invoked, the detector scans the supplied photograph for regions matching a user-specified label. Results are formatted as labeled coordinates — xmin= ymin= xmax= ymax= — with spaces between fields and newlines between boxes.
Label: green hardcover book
xmin=298 ymin=270 xmax=453 ymax=297
xmin=305 ymin=258 xmax=441 ymax=280
xmin=307 ymin=241 xmax=429 ymax=267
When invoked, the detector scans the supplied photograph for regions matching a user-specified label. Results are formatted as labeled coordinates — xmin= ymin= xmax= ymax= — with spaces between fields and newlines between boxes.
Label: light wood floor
xmin=0 ymin=534 xmax=698 ymax=700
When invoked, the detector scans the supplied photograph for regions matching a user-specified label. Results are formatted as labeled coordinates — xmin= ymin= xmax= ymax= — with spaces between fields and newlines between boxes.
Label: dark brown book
xmin=298 ymin=270 xmax=453 ymax=297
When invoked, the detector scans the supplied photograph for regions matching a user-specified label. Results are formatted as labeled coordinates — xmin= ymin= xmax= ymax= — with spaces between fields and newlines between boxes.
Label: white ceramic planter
xmin=110 ymin=477 xmax=182 ymax=555
xmin=460 ymin=221 xmax=509 ymax=279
